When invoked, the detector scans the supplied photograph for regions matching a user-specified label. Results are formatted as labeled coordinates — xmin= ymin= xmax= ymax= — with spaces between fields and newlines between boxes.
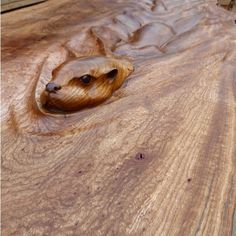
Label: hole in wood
xmin=135 ymin=153 xmax=145 ymax=160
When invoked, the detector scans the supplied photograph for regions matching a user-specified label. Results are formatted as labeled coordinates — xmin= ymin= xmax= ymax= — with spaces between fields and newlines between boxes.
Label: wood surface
xmin=1 ymin=0 xmax=45 ymax=13
xmin=1 ymin=0 xmax=236 ymax=235
xmin=38 ymin=57 xmax=134 ymax=113
xmin=217 ymin=0 xmax=235 ymax=10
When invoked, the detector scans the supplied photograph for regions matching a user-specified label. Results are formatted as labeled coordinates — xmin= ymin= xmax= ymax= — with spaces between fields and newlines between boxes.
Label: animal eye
xmin=106 ymin=69 xmax=118 ymax=79
xmin=79 ymin=74 xmax=92 ymax=84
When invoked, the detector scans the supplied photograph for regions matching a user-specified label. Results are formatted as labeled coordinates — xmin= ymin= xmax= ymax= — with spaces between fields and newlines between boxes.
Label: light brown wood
xmin=218 ymin=0 xmax=231 ymax=5
xmin=217 ymin=0 xmax=235 ymax=10
xmin=1 ymin=0 xmax=236 ymax=235
xmin=39 ymin=56 xmax=133 ymax=113
xmin=1 ymin=0 xmax=45 ymax=13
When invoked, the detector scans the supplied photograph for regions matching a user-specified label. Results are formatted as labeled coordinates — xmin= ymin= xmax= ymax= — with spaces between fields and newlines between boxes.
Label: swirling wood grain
xmin=1 ymin=0 xmax=236 ymax=235
xmin=38 ymin=56 xmax=134 ymax=113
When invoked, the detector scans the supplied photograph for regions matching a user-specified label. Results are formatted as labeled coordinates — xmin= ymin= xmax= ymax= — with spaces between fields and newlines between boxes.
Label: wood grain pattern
xmin=38 ymin=56 xmax=134 ymax=113
xmin=1 ymin=0 xmax=236 ymax=235
xmin=217 ymin=0 xmax=235 ymax=10
xmin=1 ymin=0 xmax=45 ymax=13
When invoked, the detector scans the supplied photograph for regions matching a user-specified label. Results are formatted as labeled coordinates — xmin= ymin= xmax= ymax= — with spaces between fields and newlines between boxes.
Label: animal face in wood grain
xmin=40 ymin=56 xmax=134 ymax=112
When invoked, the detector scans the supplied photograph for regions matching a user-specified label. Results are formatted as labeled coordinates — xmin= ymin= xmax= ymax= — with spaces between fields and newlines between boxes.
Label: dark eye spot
xmin=106 ymin=69 xmax=118 ymax=79
xmin=79 ymin=74 xmax=92 ymax=84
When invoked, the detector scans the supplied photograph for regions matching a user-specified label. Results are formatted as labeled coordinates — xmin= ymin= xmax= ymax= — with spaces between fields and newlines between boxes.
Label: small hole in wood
xmin=135 ymin=153 xmax=145 ymax=160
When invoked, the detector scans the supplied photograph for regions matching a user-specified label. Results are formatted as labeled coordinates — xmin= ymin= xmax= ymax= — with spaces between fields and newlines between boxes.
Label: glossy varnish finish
xmin=39 ymin=56 xmax=134 ymax=113
xmin=1 ymin=0 xmax=236 ymax=235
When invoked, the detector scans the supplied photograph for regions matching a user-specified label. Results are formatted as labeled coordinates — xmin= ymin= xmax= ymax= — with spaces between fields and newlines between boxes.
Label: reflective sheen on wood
xmin=39 ymin=56 xmax=133 ymax=113
xmin=1 ymin=0 xmax=236 ymax=235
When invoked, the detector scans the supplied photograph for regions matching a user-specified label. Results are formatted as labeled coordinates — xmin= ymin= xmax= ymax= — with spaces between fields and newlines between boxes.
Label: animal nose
xmin=45 ymin=83 xmax=61 ymax=93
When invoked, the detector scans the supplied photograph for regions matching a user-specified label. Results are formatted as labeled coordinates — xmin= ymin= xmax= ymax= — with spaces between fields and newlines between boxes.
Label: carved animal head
xmin=40 ymin=56 xmax=134 ymax=112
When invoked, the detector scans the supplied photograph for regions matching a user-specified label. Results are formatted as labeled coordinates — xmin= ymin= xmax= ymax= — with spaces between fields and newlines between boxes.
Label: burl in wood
xmin=1 ymin=0 xmax=236 ymax=235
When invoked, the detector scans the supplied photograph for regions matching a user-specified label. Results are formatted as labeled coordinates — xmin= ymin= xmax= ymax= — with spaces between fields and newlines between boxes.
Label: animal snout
xmin=45 ymin=82 xmax=61 ymax=93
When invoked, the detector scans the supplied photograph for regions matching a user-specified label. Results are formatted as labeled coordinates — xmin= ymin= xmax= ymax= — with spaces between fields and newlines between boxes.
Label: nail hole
xmin=135 ymin=153 xmax=145 ymax=160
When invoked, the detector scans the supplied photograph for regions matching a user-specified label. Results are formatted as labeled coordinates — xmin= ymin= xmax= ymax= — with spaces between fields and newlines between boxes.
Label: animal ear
xmin=106 ymin=69 xmax=118 ymax=79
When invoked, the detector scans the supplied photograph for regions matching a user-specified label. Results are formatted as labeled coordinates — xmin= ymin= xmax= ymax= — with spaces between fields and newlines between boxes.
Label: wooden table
xmin=2 ymin=0 xmax=236 ymax=235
